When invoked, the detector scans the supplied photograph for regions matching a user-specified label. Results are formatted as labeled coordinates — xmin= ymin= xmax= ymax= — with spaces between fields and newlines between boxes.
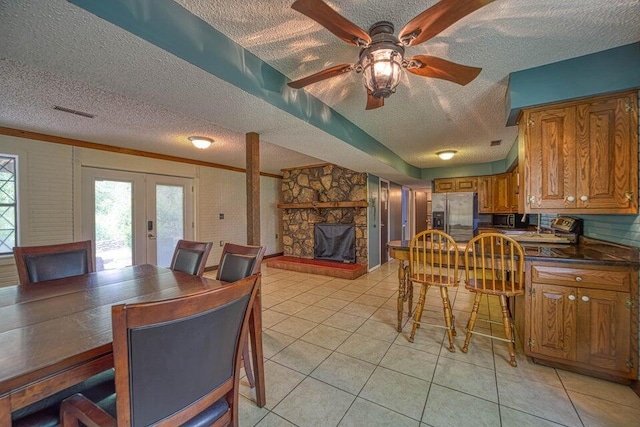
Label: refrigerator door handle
xmin=445 ymin=199 xmax=450 ymax=234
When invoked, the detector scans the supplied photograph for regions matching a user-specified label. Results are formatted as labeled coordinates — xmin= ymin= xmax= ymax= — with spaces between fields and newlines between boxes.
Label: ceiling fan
xmin=287 ymin=0 xmax=495 ymax=110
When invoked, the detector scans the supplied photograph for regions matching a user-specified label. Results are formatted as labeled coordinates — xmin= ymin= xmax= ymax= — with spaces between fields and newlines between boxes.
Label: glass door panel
xmin=146 ymin=176 xmax=193 ymax=267
xmin=94 ymin=179 xmax=133 ymax=270
xmin=155 ymin=184 xmax=185 ymax=267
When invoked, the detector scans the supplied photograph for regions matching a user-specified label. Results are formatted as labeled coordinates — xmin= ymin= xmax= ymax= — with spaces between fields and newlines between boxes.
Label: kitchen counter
xmin=520 ymin=236 xmax=639 ymax=265
xmin=388 ymin=236 xmax=640 ymax=266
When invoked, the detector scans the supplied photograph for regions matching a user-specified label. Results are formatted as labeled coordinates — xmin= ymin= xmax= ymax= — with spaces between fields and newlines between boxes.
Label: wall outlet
xmin=219 ymin=240 xmax=224 ymax=247
xmin=219 ymin=213 xmax=224 ymax=219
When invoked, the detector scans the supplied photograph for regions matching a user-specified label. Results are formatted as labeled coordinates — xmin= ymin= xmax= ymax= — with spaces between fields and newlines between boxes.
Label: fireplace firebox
xmin=314 ymin=223 xmax=355 ymax=263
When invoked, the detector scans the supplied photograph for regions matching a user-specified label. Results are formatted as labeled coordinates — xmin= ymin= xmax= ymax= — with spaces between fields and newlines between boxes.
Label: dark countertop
xmin=388 ymin=236 xmax=640 ymax=266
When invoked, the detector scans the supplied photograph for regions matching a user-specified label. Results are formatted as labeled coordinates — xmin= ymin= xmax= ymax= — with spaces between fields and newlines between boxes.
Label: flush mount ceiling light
xmin=188 ymin=136 xmax=213 ymax=149
xmin=437 ymin=150 xmax=457 ymax=160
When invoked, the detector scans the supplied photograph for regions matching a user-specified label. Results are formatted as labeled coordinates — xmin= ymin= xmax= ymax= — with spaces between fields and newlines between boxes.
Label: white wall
xmin=0 ymin=134 xmax=282 ymax=286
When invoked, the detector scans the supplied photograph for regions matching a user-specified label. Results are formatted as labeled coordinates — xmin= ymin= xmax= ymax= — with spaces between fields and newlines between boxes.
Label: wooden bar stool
xmin=408 ymin=230 xmax=460 ymax=352
xmin=461 ymin=233 xmax=525 ymax=366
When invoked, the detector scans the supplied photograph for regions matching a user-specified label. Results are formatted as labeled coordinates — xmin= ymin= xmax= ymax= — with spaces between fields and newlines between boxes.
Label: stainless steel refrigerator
xmin=431 ymin=192 xmax=478 ymax=242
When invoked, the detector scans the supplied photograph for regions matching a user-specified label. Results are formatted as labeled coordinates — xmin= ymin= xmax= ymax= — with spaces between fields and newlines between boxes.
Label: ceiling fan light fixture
xmin=188 ymin=136 xmax=213 ymax=149
xmin=437 ymin=150 xmax=457 ymax=160
xmin=361 ymin=48 xmax=403 ymax=98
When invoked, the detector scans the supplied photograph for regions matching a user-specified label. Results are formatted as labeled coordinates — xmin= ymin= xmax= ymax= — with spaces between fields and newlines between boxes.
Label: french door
xmin=82 ymin=168 xmax=193 ymax=270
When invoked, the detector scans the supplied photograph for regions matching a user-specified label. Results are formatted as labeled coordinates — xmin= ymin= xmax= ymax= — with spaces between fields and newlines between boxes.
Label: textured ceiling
xmin=0 ymin=0 xmax=639 ymax=186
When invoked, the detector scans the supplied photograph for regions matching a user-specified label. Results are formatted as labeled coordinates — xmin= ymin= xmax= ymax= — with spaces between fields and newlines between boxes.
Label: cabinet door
xmin=529 ymin=283 xmax=577 ymax=361
xmin=477 ymin=176 xmax=493 ymax=213
xmin=455 ymin=177 xmax=477 ymax=192
xmin=575 ymin=94 xmax=638 ymax=212
xmin=492 ymin=173 xmax=511 ymax=213
xmin=576 ymin=288 xmax=631 ymax=374
xmin=524 ymin=107 xmax=576 ymax=211
xmin=434 ymin=179 xmax=455 ymax=193
xmin=511 ymin=168 xmax=520 ymax=212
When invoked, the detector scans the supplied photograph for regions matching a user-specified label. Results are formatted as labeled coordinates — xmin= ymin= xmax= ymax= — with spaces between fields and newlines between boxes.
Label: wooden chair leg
xmin=500 ymin=295 xmax=517 ymax=367
xmin=242 ymin=337 xmax=255 ymax=388
xmin=440 ymin=287 xmax=455 ymax=352
xmin=462 ymin=292 xmax=482 ymax=353
xmin=409 ymin=284 xmax=428 ymax=343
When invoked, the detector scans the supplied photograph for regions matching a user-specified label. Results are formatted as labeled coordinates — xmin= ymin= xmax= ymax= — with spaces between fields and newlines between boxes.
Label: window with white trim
xmin=0 ymin=155 xmax=17 ymax=255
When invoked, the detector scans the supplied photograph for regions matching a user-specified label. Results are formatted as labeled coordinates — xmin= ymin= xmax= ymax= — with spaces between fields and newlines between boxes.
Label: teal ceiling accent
xmin=68 ymin=0 xmax=421 ymax=179
xmin=506 ymin=42 xmax=640 ymax=125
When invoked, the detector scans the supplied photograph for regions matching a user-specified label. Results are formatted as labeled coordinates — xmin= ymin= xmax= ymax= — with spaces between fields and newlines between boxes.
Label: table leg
xmin=396 ymin=260 xmax=412 ymax=332
xmin=249 ymin=285 xmax=266 ymax=407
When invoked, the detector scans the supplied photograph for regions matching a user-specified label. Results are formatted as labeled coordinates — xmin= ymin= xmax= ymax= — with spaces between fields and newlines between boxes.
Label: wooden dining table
xmin=0 ymin=264 xmax=266 ymax=426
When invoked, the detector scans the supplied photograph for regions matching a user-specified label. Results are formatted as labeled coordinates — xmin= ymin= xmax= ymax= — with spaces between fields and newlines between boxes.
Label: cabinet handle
xmin=566 ymin=196 xmax=575 ymax=202
xmin=568 ymin=295 xmax=576 ymax=301
xmin=625 ymin=192 xmax=634 ymax=202
xmin=575 ymin=276 xmax=583 ymax=282
xmin=581 ymin=295 xmax=590 ymax=302
xmin=580 ymin=195 xmax=589 ymax=202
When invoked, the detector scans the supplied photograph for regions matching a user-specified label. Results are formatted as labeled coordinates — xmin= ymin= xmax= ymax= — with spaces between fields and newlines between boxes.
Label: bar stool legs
xmin=440 ymin=287 xmax=456 ymax=352
xmin=461 ymin=292 xmax=518 ymax=367
xmin=461 ymin=292 xmax=482 ymax=353
xmin=409 ymin=284 xmax=428 ymax=343
xmin=500 ymin=295 xmax=517 ymax=367
xmin=409 ymin=284 xmax=456 ymax=353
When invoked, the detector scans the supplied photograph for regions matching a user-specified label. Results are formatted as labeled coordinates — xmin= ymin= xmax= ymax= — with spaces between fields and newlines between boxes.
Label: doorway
xmin=82 ymin=168 xmax=193 ymax=270
xmin=379 ymin=180 xmax=389 ymax=264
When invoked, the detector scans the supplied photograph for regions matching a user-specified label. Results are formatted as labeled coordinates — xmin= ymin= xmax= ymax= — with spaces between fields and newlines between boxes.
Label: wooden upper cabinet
xmin=492 ymin=173 xmax=512 ymax=213
xmin=575 ymin=94 xmax=637 ymax=211
xmin=455 ymin=177 xmax=477 ymax=192
xmin=511 ymin=168 xmax=520 ymax=212
xmin=477 ymin=176 xmax=493 ymax=213
xmin=433 ymin=177 xmax=477 ymax=193
xmin=522 ymin=91 xmax=638 ymax=214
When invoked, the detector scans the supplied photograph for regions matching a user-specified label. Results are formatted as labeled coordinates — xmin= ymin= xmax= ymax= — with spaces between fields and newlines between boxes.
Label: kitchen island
xmin=388 ymin=236 xmax=639 ymax=382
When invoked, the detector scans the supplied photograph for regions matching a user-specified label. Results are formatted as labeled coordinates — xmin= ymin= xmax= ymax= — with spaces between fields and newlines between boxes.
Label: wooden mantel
xmin=277 ymin=201 xmax=368 ymax=209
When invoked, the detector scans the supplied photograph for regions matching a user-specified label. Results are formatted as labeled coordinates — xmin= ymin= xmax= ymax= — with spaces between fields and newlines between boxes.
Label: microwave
xmin=492 ymin=214 xmax=529 ymax=228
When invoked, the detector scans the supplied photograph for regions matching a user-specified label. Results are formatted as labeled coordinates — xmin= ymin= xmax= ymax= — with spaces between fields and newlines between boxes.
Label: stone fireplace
xmin=279 ymin=164 xmax=368 ymax=265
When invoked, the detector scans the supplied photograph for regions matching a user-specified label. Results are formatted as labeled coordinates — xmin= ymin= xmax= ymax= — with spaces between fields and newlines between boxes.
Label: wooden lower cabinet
xmin=524 ymin=260 xmax=638 ymax=380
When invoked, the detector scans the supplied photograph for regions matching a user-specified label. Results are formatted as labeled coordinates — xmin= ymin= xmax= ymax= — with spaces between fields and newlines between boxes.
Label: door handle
xmin=147 ymin=234 xmax=156 ymax=240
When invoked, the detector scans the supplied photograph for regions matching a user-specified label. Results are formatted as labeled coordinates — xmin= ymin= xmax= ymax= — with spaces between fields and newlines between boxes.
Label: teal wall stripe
xmin=68 ymin=0 xmax=421 ymax=178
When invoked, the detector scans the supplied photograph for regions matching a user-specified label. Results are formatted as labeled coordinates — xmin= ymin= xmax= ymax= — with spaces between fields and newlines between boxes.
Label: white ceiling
xmin=0 ymin=0 xmax=638 ymax=186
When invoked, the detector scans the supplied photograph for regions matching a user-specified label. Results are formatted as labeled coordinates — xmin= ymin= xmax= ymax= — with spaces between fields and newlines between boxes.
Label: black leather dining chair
xmin=60 ymin=273 xmax=261 ymax=427
xmin=216 ymin=243 xmax=266 ymax=388
xmin=170 ymin=240 xmax=213 ymax=276
xmin=13 ymin=241 xmax=95 ymax=285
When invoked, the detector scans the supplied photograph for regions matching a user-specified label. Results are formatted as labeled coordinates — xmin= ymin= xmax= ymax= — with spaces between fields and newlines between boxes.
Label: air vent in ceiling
xmin=53 ymin=105 xmax=95 ymax=119
xmin=490 ymin=140 xmax=502 ymax=146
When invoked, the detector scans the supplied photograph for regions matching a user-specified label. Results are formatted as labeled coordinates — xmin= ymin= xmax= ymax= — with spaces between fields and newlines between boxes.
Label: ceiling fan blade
xmin=366 ymin=92 xmax=384 ymax=110
xmin=407 ymin=55 xmax=482 ymax=86
xmin=399 ymin=0 xmax=495 ymax=46
xmin=292 ymin=0 xmax=371 ymax=46
xmin=287 ymin=64 xmax=355 ymax=89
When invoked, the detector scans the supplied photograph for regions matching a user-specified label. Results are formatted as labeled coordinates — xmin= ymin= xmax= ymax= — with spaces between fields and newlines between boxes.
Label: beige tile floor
xmin=208 ymin=261 xmax=640 ymax=427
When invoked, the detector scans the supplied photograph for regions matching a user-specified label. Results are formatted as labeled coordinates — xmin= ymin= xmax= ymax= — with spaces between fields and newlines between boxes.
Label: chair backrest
xmin=463 ymin=233 xmax=525 ymax=294
xmin=111 ymin=273 xmax=261 ymax=427
xmin=170 ymin=240 xmax=213 ymax=276
xmin=216 ymin=242 xmax=266 ymax=282
xmin=13 ymin=240 xmax=94 ymax=285
xmin=409 ymin=230 xmax=459 ymax=286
